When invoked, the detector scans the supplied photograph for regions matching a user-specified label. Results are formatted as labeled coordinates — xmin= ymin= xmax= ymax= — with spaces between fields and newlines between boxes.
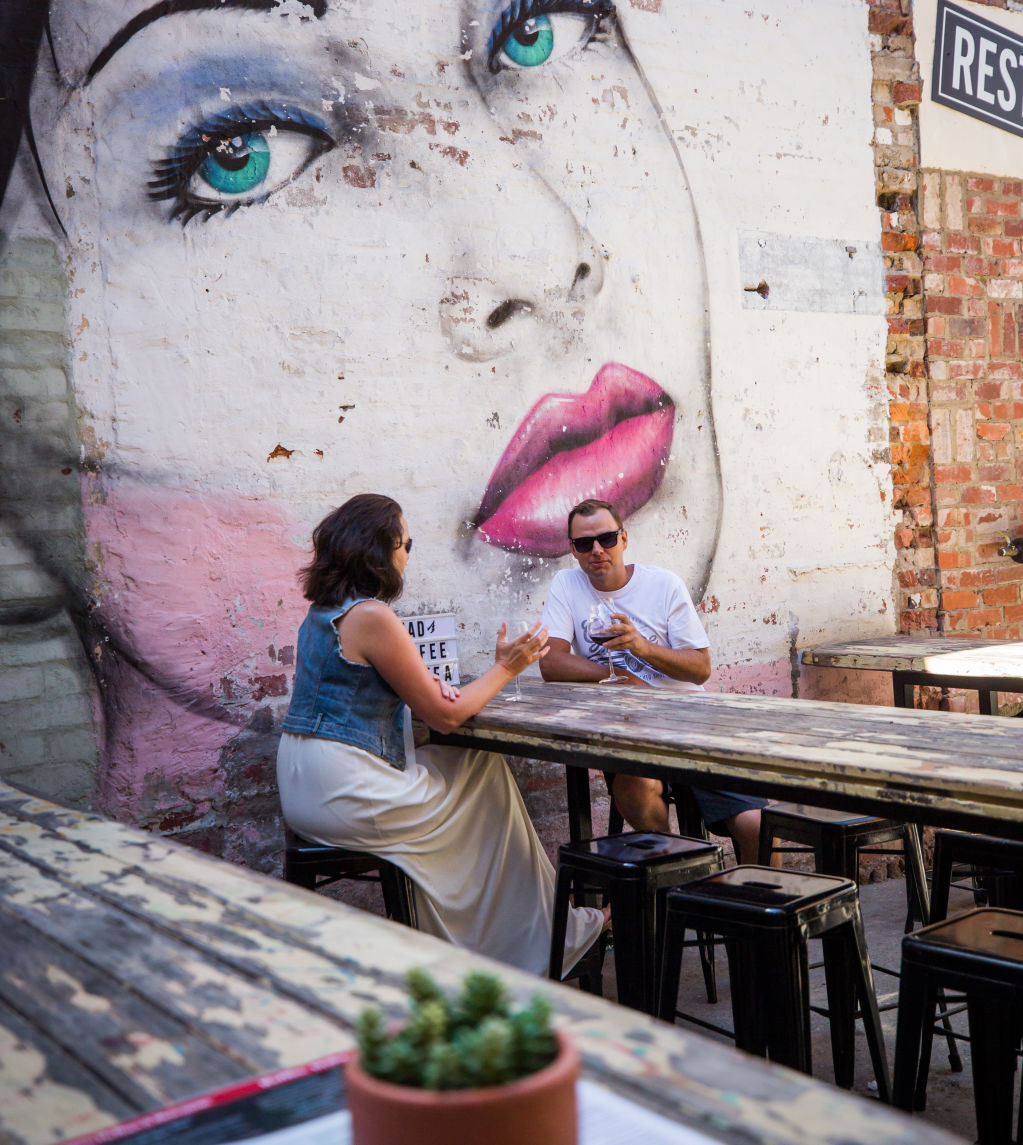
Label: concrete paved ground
xmin=604 ymin=877 xmax=984 ymax=1142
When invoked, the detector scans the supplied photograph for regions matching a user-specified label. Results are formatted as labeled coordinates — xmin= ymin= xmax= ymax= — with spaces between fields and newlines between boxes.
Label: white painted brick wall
xmin=0 ymin=235 xmax=98 ymax=805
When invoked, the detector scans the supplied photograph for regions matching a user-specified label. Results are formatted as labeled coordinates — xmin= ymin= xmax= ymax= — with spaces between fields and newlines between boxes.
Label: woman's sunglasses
xmin=570 ymin=529 xmax=622 ymax=554
xmin=396 ymin=538 xmax=412 ymax=554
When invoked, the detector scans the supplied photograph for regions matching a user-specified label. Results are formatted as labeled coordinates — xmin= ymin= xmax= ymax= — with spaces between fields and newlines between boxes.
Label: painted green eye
xmin=489 ymin=6 xmax=600 ymax=74
xmin=198 ymin=133 xmax=271 ymax=195
xmin=502 ymin=15 xmax=554 ymax=67
xmin=150 ymin=103 xmax=334 ymax=224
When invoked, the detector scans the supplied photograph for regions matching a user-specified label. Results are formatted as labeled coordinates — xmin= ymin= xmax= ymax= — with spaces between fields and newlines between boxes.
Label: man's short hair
xmin=567 ymin=499 xmax=624 ymax=535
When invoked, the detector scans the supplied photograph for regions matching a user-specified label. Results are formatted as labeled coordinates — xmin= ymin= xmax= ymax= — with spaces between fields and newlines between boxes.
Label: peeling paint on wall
xmin=0 ymin=0 xmax=894 ymax=858
xmin=738 ymin=232 xmax=886 ymax=314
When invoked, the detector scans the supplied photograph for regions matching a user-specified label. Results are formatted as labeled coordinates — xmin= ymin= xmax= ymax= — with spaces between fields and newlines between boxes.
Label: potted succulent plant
xmin=346 ymin=968 xmax=579 ymax=1145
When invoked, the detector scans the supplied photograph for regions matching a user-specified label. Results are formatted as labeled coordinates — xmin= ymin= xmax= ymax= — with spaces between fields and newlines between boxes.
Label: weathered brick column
xmin=869 ymin=0 xmax=936 ymax=634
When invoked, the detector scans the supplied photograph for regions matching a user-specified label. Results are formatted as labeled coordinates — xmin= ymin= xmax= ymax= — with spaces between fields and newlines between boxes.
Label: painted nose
xmin=432 ymin=114 xmax=605 ymax=361
xmin=439 ymin=233 xmax=604 ymax=362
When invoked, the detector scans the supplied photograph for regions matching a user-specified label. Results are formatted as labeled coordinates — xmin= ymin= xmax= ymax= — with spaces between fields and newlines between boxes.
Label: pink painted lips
xmin=473 ymin=362 xmax=675 ymax=557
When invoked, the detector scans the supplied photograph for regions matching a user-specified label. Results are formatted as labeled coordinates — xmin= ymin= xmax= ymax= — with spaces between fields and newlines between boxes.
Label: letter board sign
xmin=402 ymin=612 xmax=460 ymax=684
xmin=933 ymin=0 xmax=1023 ymax=138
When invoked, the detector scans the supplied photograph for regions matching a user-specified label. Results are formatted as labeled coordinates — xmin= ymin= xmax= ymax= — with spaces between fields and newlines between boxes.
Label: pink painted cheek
xmin=83 ymin=487 xmax=308 ymax=704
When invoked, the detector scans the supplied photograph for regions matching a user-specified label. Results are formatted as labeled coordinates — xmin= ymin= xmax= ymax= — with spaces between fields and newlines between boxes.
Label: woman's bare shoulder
xmin=339 ymin=599 xmax=402 ymax=632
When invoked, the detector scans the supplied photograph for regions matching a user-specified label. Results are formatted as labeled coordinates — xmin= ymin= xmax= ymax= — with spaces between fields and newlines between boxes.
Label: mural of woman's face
xmin=29 ymin=0 xmax=718 ymax=767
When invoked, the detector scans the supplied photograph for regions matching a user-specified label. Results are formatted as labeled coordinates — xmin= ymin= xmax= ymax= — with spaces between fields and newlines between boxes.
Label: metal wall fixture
xmin=996 ymin=531 xmax=1023 ymax=563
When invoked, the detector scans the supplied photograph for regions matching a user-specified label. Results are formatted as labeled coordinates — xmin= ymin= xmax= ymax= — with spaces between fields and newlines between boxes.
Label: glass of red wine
xmin=585 ymin=599 xmax=627 ymax=684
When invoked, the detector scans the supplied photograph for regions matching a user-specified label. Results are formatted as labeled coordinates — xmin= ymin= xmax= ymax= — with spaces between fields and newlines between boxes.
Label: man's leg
xmin=725 ymin=808 xmax=762 ymax=865
xmin=609 ymin=774 xmax=670 ymax=832
xmin=724 ymin=809 xmax=781 ymax=866
xmin=691 ymin=788 xmax=772 ymax=865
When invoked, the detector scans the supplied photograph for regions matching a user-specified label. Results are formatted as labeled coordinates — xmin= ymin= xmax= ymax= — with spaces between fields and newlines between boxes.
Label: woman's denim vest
xmin=281 ymin=599 xmax=406 ymax=770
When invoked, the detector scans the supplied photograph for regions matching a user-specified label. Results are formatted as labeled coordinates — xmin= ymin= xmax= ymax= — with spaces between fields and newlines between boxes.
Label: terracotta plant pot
xmin=346 ymin=1030 xmax=579 ymax=1145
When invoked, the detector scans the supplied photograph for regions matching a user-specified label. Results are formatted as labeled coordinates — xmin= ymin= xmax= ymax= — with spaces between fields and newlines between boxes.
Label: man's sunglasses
xmin=570 ymin=529 xmax=622 ymax=554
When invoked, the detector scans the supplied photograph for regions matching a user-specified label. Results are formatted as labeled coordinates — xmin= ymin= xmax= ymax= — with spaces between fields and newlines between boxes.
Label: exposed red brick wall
xmin=871 ymin=0 xmax=1023 ymax=646
xmin=921 ymin=173 xmax=1023 ymax=637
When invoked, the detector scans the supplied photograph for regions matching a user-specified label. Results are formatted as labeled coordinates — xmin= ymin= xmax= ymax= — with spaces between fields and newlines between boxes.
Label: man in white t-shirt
xmin=539 ymin=498 xmax=766 ymax=863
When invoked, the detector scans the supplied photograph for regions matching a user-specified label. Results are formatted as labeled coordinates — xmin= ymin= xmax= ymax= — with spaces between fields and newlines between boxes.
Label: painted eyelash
xmin=487 ymin=0 xmax=615 ymax=72
xmin=148 ymin=101 xmax=333 ymax=225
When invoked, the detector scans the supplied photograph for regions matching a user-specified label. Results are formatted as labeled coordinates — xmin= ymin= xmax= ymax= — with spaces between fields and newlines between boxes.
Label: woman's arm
xmin=338 ymin=601 xmax=547 ymax=734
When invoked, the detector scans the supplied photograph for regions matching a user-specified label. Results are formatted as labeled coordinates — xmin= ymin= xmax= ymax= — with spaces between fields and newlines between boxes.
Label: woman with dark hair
xmin=277 ymin=494 xmax=605 ymax=974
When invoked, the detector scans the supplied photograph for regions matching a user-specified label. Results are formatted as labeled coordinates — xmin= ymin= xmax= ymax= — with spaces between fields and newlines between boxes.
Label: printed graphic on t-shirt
xmin=582 ymin=618 xmax=665 ymax=685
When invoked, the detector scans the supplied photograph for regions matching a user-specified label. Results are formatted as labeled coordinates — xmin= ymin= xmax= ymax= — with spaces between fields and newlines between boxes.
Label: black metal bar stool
xmin=906 ymin=831 xmax=1023 ymax=1090
xmin=894 ymin=907 xmax=1023 ymax=1144
xmin=930 ymin=830 xmax=1023 ymax=924
xmin=282 ymin=827 xmax=418 ymax=927
xmin=657 ymin=866 xmax=891 ymax=1099
xmin=548 ymin=831 xmax=723 ymax=1013
xmin=757 ymin=803 xmax=929 ymax=928
xmin=607 ymin=786 xmax=721 ymax=1003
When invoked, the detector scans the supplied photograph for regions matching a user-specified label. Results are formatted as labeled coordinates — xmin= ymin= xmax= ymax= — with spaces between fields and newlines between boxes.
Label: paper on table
xmin=577 ymin=1080 xmax=717 ymax=1144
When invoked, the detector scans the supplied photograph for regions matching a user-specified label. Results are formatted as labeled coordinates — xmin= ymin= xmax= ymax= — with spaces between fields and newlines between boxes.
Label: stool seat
xmin=667 ymin=866 xmax=854 ymax=918
xmin=895 ymin=908 xmax=1023 ymax=1143
xmin=658 ymin=866 xmax=890 ymax=1098
xmin=549 ymin=831 xmax=723 ymax=1013
xmin=758 ymin=802 xmax=929 ymax=926
xmin=904 ymin=906 xmax=1023 ymax=974
xmin=763 ymin=805 xmax=883 ymax=828
xmin=283 ymin=827 xmax=418 ymax=928
xmin=560 ymin=830 xmax=721 ymax=873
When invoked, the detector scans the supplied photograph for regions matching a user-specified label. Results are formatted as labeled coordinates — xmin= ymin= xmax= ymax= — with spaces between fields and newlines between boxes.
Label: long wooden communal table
xmin=803 ymin=634 xmax=1023 ymax=713
xmin=431 ymin=679 xmax=1023 ymax=843
xmin=0 ymin=781 xmax=956 ymax=1145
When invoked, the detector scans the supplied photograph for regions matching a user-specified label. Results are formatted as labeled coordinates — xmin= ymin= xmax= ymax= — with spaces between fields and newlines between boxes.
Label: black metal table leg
xmin=565 ymin=765 xmax=593 ymax=844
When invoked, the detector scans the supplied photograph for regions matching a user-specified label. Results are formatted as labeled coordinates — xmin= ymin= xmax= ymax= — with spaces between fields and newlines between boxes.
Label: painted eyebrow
xmin=84 ymin=0 xmax=327 ymax=83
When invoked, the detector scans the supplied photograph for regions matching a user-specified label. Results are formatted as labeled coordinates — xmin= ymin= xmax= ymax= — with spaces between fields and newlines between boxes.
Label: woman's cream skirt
xmin=277 ymin=732 xmax=604 ymax=976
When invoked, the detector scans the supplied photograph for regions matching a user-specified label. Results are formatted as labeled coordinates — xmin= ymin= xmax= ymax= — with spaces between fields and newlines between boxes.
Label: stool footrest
xmin=658 ymin=866 xmax=890 ymax=1099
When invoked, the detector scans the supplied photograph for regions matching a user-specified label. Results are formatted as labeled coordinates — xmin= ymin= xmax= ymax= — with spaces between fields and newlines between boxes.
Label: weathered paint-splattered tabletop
xmin=0 ymin=780 xmax=959 ymax=1145
xmin=804 ymin=634 xmax=1023 ymax=712
xmin=432 ymin=679 xmax=1023 ymax=837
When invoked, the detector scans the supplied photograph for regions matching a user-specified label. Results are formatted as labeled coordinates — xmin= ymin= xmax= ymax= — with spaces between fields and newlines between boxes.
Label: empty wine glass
xmin=504 ymin=620 xmax=531 ymax=701
xmin=584 ymin=599 xmax=627 ymax=684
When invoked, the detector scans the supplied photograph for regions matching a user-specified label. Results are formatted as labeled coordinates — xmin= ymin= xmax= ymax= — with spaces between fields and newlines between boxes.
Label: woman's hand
xmin=495 ymin=621 xmax=549 ymax=677
xmin=412 ymin=675 xmax=460 ymax=745
xmin=430 ymin=673 xmax=461 ymax=702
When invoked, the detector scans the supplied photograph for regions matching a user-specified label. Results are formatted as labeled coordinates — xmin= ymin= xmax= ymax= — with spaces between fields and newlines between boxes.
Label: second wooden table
xmin=433 ymin=679 xmax=1023 ymax=840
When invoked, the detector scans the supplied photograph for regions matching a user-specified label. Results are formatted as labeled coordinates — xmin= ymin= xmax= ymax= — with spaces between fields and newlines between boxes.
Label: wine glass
xmin=503 ymin=620 xmax=531 ymax=701
xmin=585 ymin=599 xmax=628 ymax=684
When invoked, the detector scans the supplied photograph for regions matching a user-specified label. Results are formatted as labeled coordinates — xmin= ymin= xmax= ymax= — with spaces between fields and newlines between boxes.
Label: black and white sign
xmin=402 ymin=612 xmax=460 ymax=684
xmin=933 ymin=0 xmax=1023 ymax=138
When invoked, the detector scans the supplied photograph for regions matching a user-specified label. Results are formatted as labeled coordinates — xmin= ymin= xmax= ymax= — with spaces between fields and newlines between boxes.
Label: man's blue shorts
xmin=603 ymin=772 xmax=767 ymax=835
xmin=687 ymin=785 xmax=768 ymax=835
